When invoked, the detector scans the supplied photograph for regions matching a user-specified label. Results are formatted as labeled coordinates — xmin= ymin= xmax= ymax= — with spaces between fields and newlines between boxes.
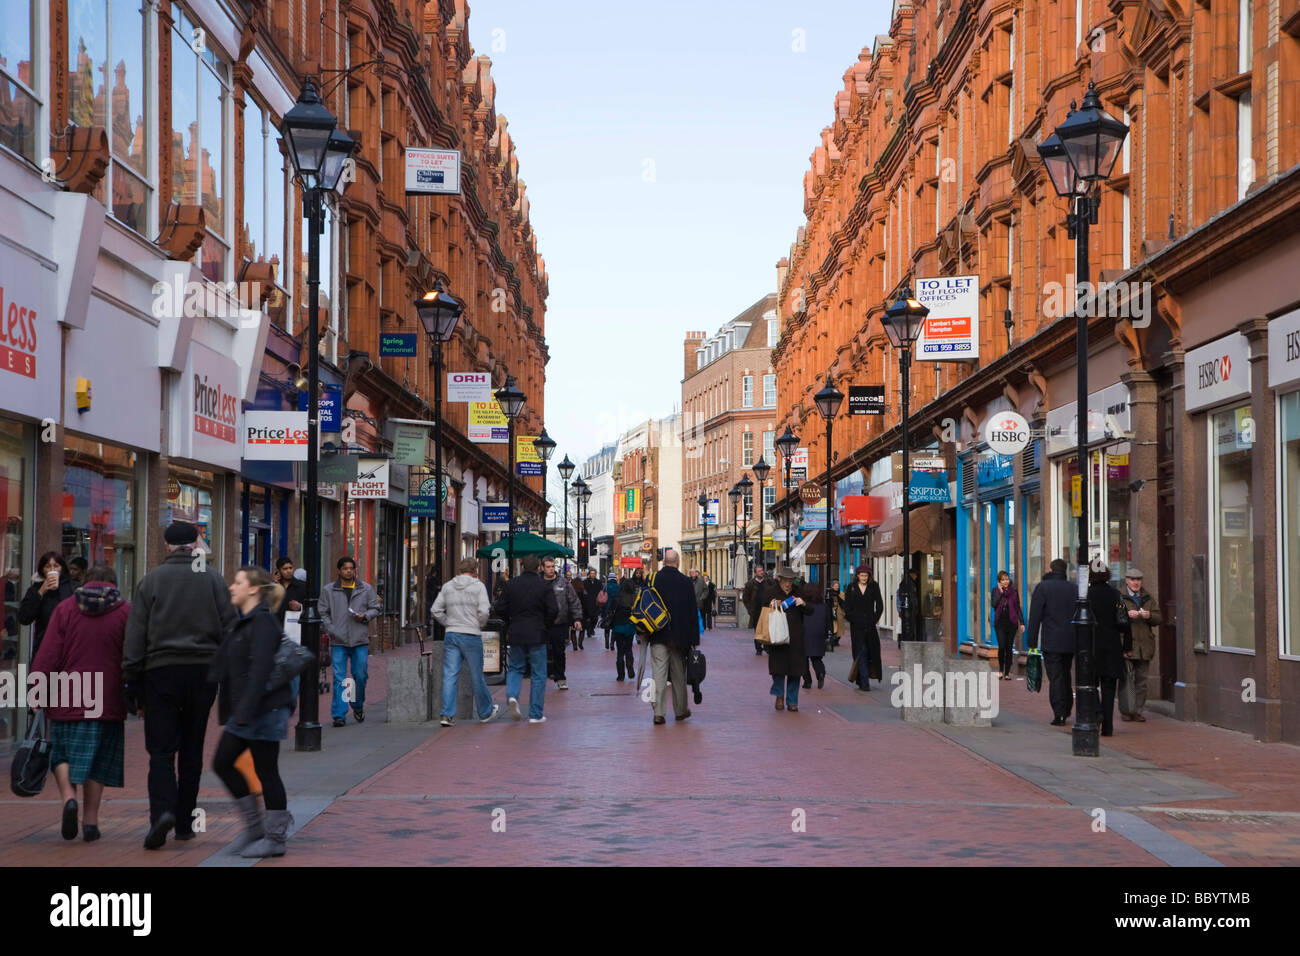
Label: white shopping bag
xmin=767 ymin=609 xmax=790 ymax=645
xmin=284 ymin=609 xmax=302 ymax=645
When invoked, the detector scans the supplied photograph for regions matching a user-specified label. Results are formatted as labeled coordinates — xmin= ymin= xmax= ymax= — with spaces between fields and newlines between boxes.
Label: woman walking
xmin=990 ymin=571 xmax=1025 ymax=680
xmin=600 ymin=572 xmax=618 ymax=649
xmin=30 ymin=565 xmax=130 ymax=841
xmin=1088 ymin=560 xmax=1132 ymax=737
xmin=432 ymin=558 xmax=500 ymax=727
xmin=838 ymin=565 xmax=883 ymax=691
xmin=210 ymin=566 xmax=295 ymax=857
xmin=18 ymin=551 xmax=77 ymax=658
xmin=767 ymin=567 xmax=811 ymax=711
xmin=610 ymin=572 xmax=639 ymax=681
xmin=801 ymin=583 xmax=828 ymax=690
xmin=701 ymin=575 xmax=716 ymax=630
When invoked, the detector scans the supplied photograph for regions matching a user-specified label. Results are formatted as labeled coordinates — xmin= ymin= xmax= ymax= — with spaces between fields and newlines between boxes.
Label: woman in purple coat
xmin=990 ymin=571 xmax=1024 ymax=680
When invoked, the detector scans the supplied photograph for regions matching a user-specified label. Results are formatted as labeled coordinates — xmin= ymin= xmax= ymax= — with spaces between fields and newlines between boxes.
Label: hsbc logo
xmin=1196 ymin=355 xmax=1232 ymax=390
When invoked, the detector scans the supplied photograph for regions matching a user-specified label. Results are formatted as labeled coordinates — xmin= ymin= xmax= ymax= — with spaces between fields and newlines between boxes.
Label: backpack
xmin=629 ymin=573 xmax=670 ymax=634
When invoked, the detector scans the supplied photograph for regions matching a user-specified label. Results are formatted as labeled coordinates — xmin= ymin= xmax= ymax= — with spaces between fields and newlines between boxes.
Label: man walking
xmin=743 ymin=564 xmax=780 ymax=654
xmin=582 ymin=569 xmax=601 ymax=645
xmin=432 ymin=557 xmax=500 ymax=727
xmin=123 ymin=522 xmax=236 ymax=849
xmin=541 ymin=557 xmax=582 ymax=687
xmin=691 ymin=568 xmax=707 ymax=622
xmin=1119 ymin=568 xmax=1161 ymax=722
xmin=1024 ymin=558 xmax=1079 ymax=726
xmin=319 ymin=556 xmax=380 ymax=727
xmin=496 ymin=554 xmax=559 ymax=722
xmin=647 ymin=550 xmax=700 ymax=725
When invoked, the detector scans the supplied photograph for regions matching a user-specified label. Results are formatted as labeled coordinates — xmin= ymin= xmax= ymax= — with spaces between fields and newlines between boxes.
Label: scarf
xmin=76 ymin=581 xmax=122 ymax=616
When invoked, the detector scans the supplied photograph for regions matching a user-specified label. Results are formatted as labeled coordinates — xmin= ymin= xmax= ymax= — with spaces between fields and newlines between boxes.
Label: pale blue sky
xmin=466 ymin=1 xmax=893 ymax=470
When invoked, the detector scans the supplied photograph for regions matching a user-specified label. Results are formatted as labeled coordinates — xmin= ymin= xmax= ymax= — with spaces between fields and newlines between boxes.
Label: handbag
xmin=10 ymin=710 xmax=51 ymax=797
xmin=596 ymin=587 xmax=608 ymax=607
xmin=1025 ymin=649 xmax=1044 ymax=693
xmin=266 ymin=636 xmax=317 ymax=691
xmin=1118 ymin=658 xmax=1138 ymax=715
xmin=766 ymin=609 xmax=790 ymax=645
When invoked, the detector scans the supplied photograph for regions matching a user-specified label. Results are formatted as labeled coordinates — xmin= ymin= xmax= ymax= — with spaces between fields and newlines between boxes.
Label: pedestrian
xmin=701 ymin=574 xmax=716 ymax=630
xmin=827 ymin=579 xmax=841 ymax=649
xmin=273 ymin=556 xmax=307 ymax=627
xmin=18 ymin=551 xmax=77 ymax=659
xmin=123 ymin=521 xmax=236 ymax=849
xmin=644 ymin=550 xmax=700 ymax=725
xmin=743 ymin=565 xmax=780 ymax=655
xmin=838 ymin=565 xmax=883 ymax=691
xmin=610 ymin=572 xmax=639 ymax=681
xmin=691 ymin=568 xmax=707 ymax=620
xmin=1119 ymin=568 xmax=1161 ymax=722
xmin=801 ymin=583 xmax=829 ymax=690
xmin=1024 ymin=558 xmax=1079 ymax=726
xmin=600 ymin=572 xmax=618 ymax=649
xmin=432 ymin=557 xmax=500 ymax=727
xmin=571 ymin=575 xmax=590 ymax=650
xmin=1088 ymin=559 xmax=1132 ymax=737
xmin=67 ymin=556 xmax=88 ymax=584
xmin=495 ymin=554 xmax=559 ymax=722
xmin=541 ymin=557 xmax=582 ymax=687
xmin=319 ymin=556 xmax=380 ymax=727
xmin=766 ymin=567 xmax=811 ymax=711
xmin=31 ymin=564 xmax=129 ymax=843
xmin=582 ymin=569 xmax=600 ymax=644
xmin=990 ymin=571 xmax=1025 ymax=680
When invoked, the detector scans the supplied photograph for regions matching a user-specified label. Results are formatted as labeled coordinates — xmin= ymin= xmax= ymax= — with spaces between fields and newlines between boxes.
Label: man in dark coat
xmin=742 ymin=565 xmax=781 ymax=655
xmin=646 ymin=550 xmax=700 ymax=725
xmin=766 ymin=567 xmax=811 ymax=711
xmin=494 ymin=554 xmax=559 ymax=722
xmin=1088 ymin=560 xmax=1133 ymax=737
xmin=1025 ymin=558 xmax=1080 ymax=726
xmin=542 ymin=557 xmax=582 ymax=687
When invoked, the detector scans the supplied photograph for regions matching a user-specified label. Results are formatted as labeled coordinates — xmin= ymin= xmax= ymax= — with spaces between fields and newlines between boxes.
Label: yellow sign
xmin=762 ymin=537 xmax=778 ymax=551
xmin=1071 ymin=475 xmax=1082 ymax=517
xmin=469 ymin=400 xmax=507 ymax=427
xmin=517 ymin=435 xmax=542 ymax=464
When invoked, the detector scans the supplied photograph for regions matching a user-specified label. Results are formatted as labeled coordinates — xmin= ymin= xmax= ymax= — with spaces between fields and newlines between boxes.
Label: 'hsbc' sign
xmin=1185 ymin=333 xmax=1251 ymax=412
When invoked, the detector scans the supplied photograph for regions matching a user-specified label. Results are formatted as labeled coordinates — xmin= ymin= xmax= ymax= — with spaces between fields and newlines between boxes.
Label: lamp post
xmin=728 ymin=484 xmax=742 ymax=587
xmin=1037 ymin=81 xmax=1129 ymax=757
xmin=697 ymin=490 xmax=709 ymax=578
xmin=533 ymin=429 xmax=556 ymax=541
xmin=776 ymin=427 xmax=799 ymax=566
xmin=557 ymin=454 xmax=575 ymax=557
xmin=814 ymin=377 xmax=844 ymax=660
xmin=580 ymin=480 xmax=592 ymax=567
xmin=494 ymin=376 xmax=526 ymax=574
xmin=415 ymin=280 xmax=463 ymax=634
xmin=571 ymin=475 xmax=588 ymax=571
xmin=280 ymin=81 xmax=354 ymax=752
xmin=881 ymin=286 xmax=930 ymax=642
xmin=737 ymin=472 xmax=754 ymax=580
xmin=751 ymin=457 xmax=771 ymax=574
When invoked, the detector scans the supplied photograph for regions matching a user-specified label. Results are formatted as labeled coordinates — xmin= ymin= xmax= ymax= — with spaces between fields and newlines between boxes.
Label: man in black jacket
xmin=743 ymin=566 xmax=781 ymax=655
xmin=1025 ymin=558 xmax=1079 ymax=726
xmin=495 ymin=554 xmax=559 ymax=723
xmin=542 ymin=557 xmax=582 ymax=689
xmin=123 ymin=522 xmax=237 ymax=848
xmin=647 ymin=550 xmax=700 ymax=725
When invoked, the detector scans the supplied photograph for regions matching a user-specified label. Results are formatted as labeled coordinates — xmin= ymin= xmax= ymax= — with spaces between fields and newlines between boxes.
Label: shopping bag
xmin=10 ymin=711 xmax=51 ymax=797
xmin=1118 ymin=659 xmax=1137 ymax=715
xmin=1025 ymin=649 xmax=1043 ymax=693
xmin=754 ymin=607 xmax=772 ymax=643
xmin=284 ymin=609 xmax=302 ymax=645
xmin=767 ymin=610 xmax=790 ymax=646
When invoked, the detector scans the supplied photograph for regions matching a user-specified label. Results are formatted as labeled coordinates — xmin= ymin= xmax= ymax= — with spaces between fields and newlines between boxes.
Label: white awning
xmin=788 ymin=530 xmax=827 ymax=568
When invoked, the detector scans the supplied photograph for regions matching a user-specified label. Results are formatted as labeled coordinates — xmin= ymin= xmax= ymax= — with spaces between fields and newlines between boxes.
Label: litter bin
xmin=484 ymin=616 xmax=507 ymax=686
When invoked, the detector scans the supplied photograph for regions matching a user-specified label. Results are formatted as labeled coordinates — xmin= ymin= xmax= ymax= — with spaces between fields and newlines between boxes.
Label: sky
xmin=465 ymin=0 xmax=894 ymax=490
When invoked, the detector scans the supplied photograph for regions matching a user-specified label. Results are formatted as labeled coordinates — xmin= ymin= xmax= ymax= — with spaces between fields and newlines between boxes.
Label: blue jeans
xmin=331 ymin=643 xmax=369 ymax=719
xmin=770 ymin=675 xmax=799 ymax=708
xmin=506 ymin=644 xmax=548 ymax=719
xmin=442 ymin=632 xmax=496 ymax=720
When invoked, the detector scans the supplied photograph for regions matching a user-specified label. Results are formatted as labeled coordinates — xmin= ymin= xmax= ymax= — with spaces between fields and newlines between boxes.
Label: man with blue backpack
xmin=640 ymin=550 xmax=700 ymax=726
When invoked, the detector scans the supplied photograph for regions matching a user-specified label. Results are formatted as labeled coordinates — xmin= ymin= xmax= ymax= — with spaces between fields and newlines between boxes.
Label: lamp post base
xmin=1071 ymin=602 xmax=1101 ymax=757
xmin=295 ymin=721 xmax=322 ymax=752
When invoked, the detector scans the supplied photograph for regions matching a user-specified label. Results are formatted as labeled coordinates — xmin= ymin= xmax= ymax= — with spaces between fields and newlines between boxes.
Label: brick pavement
xmin=5 ymin=627 xmax=1300 ymax=866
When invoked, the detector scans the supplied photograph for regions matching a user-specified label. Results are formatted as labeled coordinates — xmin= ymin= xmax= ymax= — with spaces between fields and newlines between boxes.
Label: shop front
xmin=872 ymin=503 xmax=946 ymax=643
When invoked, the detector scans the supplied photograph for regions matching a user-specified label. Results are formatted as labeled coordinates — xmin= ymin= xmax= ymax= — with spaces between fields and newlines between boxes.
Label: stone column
xmin=1122 ymin=367 xmax=1161 ymax=690
xmin=1170 ymin=344 xmax=1200 ymax=723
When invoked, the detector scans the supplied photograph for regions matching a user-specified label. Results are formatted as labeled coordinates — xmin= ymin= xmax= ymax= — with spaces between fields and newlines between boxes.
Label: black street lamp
xmin=1038 ymin=80 xmax=1128 ymax=758
xmin=415 ymin=279 xmax=463 ymax=632
xmin=580 ymin=481 xmax=593 ymax=566
xmin=533 ymin=429 xmax=556 ymax=541
xmin=737 ymin=472 xmax=754 ymax=579
xmin=494 ymin=376 xmax=526 ymax=573
xmin=728 ymin=483 xmax=742 ymax=587
xmin=775 ymin=426 xmax=799 ymax=565
xmin=814 ymin=376 xmax=844 ymax=656
xmin=570 ymin=475 xmax=588 ymax=572
xmin=557 ymin=454 xmax=575 ymax=556
xmin=751 ymin=457 xmax=771 ymax=573
xmin=881 ymin=286 xmax=929 ymax=643
xmin=280 ymin=80 xmax=353 ymax=752
xmin=697 ymin=490 xmax=709 ymax=578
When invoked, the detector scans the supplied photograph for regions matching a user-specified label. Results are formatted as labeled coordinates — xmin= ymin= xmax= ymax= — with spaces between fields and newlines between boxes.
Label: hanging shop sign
xmin=516 ymin=435 xmax=543 ymax=475
xmin=976 ymin=454 xmax=1013 ymax=487
xmin=620 ymin=555 xmax=645 ymax=569
xmin=1045 ymin=382 xmax=1133 ymax=455
xmin=911 ymin=456 xmax=946 ymax=471
xmin=1185 ymin=332 xmax=1251 ymax=412
xmin=316 ymin=453 xmax=359 ymax=483
xmin=915 ymin=275 xmax=979 ymax=361
xmin=404 ymin=147 xmax=461 ymax=195
xmin=790 ymin=447 xmax=809 ymax=484
xmin=625 ymin=488 xmax=639 ymax=513
xmin=408 ymin=495 xmax=439 ymax=517
xmin=468 ymin=400 xmax=509 ymax=443
xmin=348 ymin=459 xmax=390 ymax=499
xmin=800 ymin=481 xmax=824 ymax=504
xmin=982 ymin=410 xmax=1031 ymax=456
xmin=243 ymin=411 xmax=309 ymax=461
xmin=391 ymin=424 xmax=427 ymax=466
xmin=420 ymin=476 xmax=448 ymax=501
xmin=1268 ymin=308 xmax=1300 ymax=389
xmin=848 ymin=385 xmax=886 ymax=415
xmin=847 ymin=530 xmax=868 ymax=549
xmin=481 ymin=504 xmax=511 ymax=529
xmin=298 ymin=385 xmax=342 ymax=433
xmin=699 ymin=498 xmax=719 ymax=526
xmin=907 ymin=470 xmax=952 ymax=502
xmin=448 ymin=372 xmax=493 ymax=403
xmin=170 ymin=342 xmax=242 ymax=471
xmin=0 ymin=249 xmax=59 ymax=422
xmin=378 ymin=333 xmax=418 ymax=357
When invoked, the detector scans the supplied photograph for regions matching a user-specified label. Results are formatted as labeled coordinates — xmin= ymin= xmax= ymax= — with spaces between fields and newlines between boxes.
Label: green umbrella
xmin=475 ymin=531 xmax=574 ymax=560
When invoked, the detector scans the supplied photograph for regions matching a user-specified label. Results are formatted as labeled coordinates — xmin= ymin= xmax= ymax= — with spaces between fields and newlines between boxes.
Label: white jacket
xmin=432 ymin=574 xmax=491 ymax=636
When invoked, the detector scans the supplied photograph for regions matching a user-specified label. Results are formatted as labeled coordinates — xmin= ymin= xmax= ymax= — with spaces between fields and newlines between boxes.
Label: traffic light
xmin=578 ymin=537 xmax=589 ymax=564
xmin=656 ymin=547 xmax=664 ymax=561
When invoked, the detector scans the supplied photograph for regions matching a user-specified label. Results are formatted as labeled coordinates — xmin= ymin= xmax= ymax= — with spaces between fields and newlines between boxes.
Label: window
xmin=1281 ymin=392 xmax=1300 ymax=656
xmin=0 ymin=1 xmax=40 ymax=163
xmin=763 ymin=373 xmax=776 ymax=407
xmin=69 ymin=0 xmax=153 ymax=233
xmin=743 ymin=431 xmax=754 ymax=467
xmin=764 ymin=485 xmax=776 ymax=513
xmin=743 ymin=490 xmax=753 ymax=522
xmin=242 ymin=102 xmax=286 ymax=287
xmin=1007 ymin=19 xmax=1016 ymax=144
xmin=1237 ymin=92 xmax=1253 ymax=201
xmin=1210 ymin=405 xmax=1254 ymax=650
xmin=1121 ymin=190 xmax=1131 ymax=269
xmin=1239 ymin=0 xmax=1253 ymax=73
xmin=767 ymin=317 xmax=778 ymax=347
xmin=172 ymin=6 xmax=231 ymax=281
xmin=763 ymin=429 xmax=775 ymax=463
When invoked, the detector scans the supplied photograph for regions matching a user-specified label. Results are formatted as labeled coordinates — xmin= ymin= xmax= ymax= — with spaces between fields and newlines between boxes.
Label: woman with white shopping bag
xmin=766 ymin=567 xmax=811 ymax=712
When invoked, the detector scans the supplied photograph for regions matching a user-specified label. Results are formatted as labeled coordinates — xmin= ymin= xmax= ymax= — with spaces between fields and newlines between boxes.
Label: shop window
xmin=1210 ymin=405 xmax=1254 ymax=650
xmin=63 ymin=435 xmax=141 ymax=596
xmin=1 ymin=420 xmax=31 ymax=744
xmin=0 ymin=1 xmax=40 ymax=164
xmin=1281 ymin=393 xmax=1300 ymax=656
xmin=242 ymin=101 xmax=286 ymax=288
xmin=166 ymin=464 xmax=222 ymax=569
xmin=1022 ymin=491 xmax=1043 ymax=600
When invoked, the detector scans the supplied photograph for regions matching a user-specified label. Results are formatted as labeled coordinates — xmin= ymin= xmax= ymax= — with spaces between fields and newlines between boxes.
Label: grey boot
xmin=240 ymin=809 xmax=293 ymax=858
xmin=228 ymin=794 xmax=265 ymax=854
